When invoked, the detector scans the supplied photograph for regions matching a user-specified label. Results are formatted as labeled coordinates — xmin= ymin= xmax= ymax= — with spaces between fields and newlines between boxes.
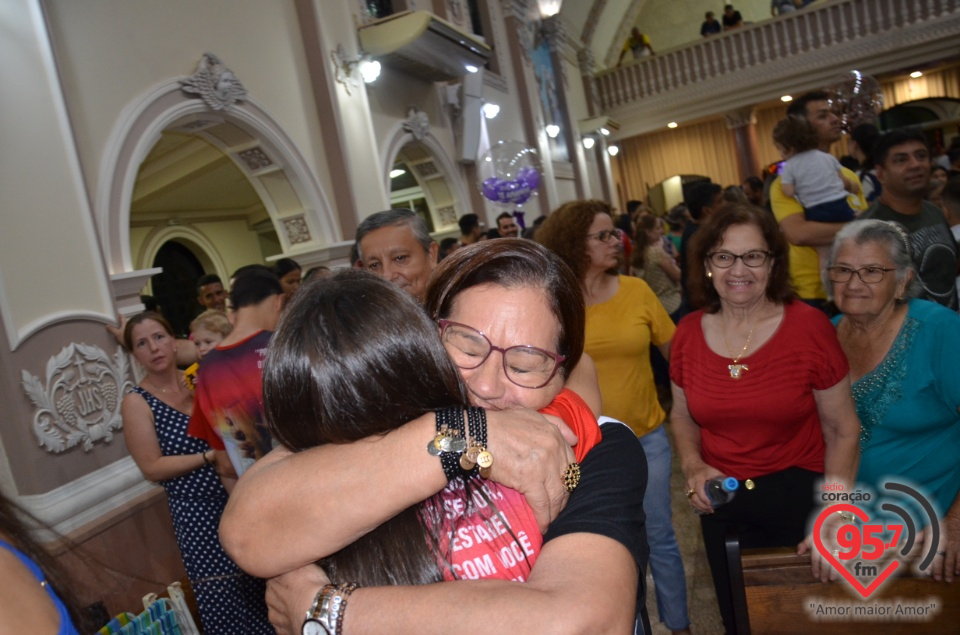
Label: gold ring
xmin=686 ymin=488 xmax=696 ymax=498
xmin=563 ymin=463 xmax=581 ymax=493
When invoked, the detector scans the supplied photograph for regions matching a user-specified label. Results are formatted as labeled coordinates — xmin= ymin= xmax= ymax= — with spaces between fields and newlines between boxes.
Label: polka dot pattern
xmin=135 ymin=387 xmax=274 ymax=634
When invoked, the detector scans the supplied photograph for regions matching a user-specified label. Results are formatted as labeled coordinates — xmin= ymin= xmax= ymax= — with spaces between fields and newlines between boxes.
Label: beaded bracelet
xmin=431 ymin=407 xmax=467 ymax=481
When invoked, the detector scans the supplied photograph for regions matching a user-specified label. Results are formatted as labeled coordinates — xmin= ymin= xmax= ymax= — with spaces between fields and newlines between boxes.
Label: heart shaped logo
xmin=813 ymin=504 xmax=901 ymax=598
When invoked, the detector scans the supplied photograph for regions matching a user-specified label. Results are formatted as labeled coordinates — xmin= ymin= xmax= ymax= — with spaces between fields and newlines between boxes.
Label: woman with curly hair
xmin=537 ymin=200 xmax=690 ymax=635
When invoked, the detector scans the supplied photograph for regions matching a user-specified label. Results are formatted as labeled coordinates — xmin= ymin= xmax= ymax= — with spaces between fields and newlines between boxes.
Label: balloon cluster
xmin=479 ymin=141 xmax=542 ymax=207
xmin=829 ymin=70 xmax=884 ymax=133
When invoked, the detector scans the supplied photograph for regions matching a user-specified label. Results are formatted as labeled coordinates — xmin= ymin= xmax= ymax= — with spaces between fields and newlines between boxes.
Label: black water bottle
xmin=706 ymin=476 xmax=739 ymax=507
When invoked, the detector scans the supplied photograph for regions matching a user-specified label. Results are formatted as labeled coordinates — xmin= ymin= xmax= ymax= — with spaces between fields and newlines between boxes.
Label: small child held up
xmin=773 ymin=116 xmax=860 ymax=267
xmin=184 ymin=310 xmax=232 ymax=389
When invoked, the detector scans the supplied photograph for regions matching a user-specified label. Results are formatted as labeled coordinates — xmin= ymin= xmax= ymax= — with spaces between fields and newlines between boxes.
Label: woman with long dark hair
xmin=265 ymin=269 xmax=579 ymax=586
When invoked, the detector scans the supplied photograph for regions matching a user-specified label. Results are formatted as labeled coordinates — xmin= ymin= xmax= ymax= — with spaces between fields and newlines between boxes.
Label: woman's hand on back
xmin=485 ymin=408 xmax=577 ymax=532
xmin=266 ymin=563 xmax=330 ymax=634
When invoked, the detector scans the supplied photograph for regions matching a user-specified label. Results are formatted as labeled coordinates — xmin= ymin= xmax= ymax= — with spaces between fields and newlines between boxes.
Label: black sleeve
xmin=544 ymin=420 xmax=648 ymax=610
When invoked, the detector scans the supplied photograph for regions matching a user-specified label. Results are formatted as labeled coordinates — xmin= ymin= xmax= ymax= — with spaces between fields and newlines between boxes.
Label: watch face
xmin=302 ymin=619 xmax=330 ymax=635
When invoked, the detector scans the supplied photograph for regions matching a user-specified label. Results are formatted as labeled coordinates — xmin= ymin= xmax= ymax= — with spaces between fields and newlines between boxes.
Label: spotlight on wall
xmin=607 ymin=145 xmax=620 ymax=157
xmin=667 ymin=121 xmax=678 ymax=129
xmin=537 ymin=0 xmax=563 ymax=17
xmin=482 ymin=102 xmax=500 ymax=119
xmin=910 ymin=71 xmax=923 ymax=78
xmin=582 ymin=137 xmax=596 ymax=150
xmin=359 ymin=59 xmax=381 ymax=83
xmin=780 ymin=95 xmax=793 ymax=102
xmin=545 ymin=124 xmax=560 ymax=138
xmin=333 ymin=44 xmax=380 ymax=89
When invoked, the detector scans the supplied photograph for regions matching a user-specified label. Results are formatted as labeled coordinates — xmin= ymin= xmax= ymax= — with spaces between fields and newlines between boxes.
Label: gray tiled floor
xmin=644 ymin=420 xmax=725 ymax=635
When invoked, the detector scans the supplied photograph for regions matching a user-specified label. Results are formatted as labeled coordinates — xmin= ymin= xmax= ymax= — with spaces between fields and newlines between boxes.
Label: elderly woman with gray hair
xmin=826 ymin=219 xmax=960 ymax=582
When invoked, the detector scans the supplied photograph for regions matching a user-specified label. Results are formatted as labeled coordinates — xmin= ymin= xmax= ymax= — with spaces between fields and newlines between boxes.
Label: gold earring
xmin=707 ymin=271 xmax=713 ymax=278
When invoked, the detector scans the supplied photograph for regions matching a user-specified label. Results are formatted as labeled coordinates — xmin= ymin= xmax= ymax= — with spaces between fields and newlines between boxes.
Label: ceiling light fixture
xmin=582 ymin=137 xmax=595 ymax=149
xmin=390 ymin=169 xmax=406 ymax=178
xmin=607 ymin=145 xmax=619 ymax=157
xmin=545 ymin=124 xmax=560 ymax=138
xmin=781 ymin=95 xmax=793 ymax=102
xmin=667 ymin=122 xmax=678 ymax=129
xmin=910 ymin=71 xmax=923 ymax=78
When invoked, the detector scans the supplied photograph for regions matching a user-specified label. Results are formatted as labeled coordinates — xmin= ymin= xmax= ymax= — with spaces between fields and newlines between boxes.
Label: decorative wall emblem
xmin=437 ymin=206 xmax=457 ymax=226
xmin=180 ymin=53 xmax=248 ymax=111
xmin=238 ymin=147 xmax=274 ymax=171
xmin=282 ymin=216 xmax=311 ymax=245
xmin=21 ymin=344 xmax=132 ymax=453
xmin=414 ymin=160 xmax=439 ymax=178
xmin=402 ymin=107 xmax=431 ymax=140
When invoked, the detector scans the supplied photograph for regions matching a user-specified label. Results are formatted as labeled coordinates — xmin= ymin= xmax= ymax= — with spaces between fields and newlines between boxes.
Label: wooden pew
xmin=726 ymin=533 xmax=960 ymax=634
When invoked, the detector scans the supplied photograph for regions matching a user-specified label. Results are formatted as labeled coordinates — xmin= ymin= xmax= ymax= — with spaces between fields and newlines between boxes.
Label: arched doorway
xmin=129 ymin=129 xmax=281 ymax=309
xmin=383 ymin=131 xmax=472 ymax=236
xmin=97 ymin=74 xmax=340 ymax=276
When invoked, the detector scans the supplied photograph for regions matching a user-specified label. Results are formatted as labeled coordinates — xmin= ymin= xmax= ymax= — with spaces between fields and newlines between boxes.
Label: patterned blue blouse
xmin=835 ymin=299 xmax=960 ymax=518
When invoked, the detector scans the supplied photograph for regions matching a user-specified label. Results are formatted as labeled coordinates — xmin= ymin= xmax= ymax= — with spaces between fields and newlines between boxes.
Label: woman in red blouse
xmin=669 ymin=204 xmax=860 ymax=634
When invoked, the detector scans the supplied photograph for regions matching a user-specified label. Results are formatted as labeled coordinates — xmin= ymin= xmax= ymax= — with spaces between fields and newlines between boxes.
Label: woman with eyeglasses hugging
xmin=826 ymin=219 xmax=960 ymax=584
xmin=537 ymin=200 xmax=690 ymax=635
xmin=670 ymin=204 xmax=860 ymax=635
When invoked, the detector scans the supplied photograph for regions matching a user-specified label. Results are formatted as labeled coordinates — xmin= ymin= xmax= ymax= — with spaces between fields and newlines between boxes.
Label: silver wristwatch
xmin=302 ymin=583 xmax=357 ymax=635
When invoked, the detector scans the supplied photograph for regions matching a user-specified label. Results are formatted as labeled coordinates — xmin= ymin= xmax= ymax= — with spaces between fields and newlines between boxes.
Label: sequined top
xmin=835 ymin=299 xmax=960 ymax=516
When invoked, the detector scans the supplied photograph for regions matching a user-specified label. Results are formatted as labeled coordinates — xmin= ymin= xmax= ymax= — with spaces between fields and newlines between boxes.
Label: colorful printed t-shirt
xmin=436 ymin=388 xmax=601 ymax=581
xmin=186 ymin=330 xmax=273 ymax=476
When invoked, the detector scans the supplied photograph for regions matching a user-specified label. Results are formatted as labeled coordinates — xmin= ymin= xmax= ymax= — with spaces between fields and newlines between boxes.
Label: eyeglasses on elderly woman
xmin=706 ymin=250 xmax=771 ymax=268
xmin=826 ymin=266 xmax=896 ymax=284
xmin=586 ymin=228 xmax=624 ymax=242
xmin=438 ymin=319 xmax=566 ymax=389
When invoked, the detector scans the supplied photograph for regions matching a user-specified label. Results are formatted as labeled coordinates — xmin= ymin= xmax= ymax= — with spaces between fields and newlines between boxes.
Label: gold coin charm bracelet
xmin=431 ymin=407 xmax=492 ymax=481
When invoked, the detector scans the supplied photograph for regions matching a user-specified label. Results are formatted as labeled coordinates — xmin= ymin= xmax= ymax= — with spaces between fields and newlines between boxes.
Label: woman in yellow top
xmin=538 ymin=200 xmax=689 ymax=635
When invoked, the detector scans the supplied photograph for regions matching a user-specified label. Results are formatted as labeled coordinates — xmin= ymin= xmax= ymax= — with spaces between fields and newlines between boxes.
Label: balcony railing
xmin=595 ymin=0 xmax=959 ymax=121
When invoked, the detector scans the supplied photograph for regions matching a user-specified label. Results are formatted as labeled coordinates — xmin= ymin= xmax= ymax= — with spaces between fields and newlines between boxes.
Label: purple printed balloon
xmin=477 ymin=141 xmax=543 ymax=207
xmin=482 ymin=177 xmax=501 ymax=202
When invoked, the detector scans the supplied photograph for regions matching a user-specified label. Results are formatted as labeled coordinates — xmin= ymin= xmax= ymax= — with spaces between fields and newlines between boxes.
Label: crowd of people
xmin=18 ymin=85 xmax=952 ymax=634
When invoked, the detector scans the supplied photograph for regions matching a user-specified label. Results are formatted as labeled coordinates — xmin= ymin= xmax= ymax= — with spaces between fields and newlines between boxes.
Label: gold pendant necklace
xmin=723 ymin=318 xmax=757 ymax=380
xmin=147 ymin=377 xmax=181 ymax=395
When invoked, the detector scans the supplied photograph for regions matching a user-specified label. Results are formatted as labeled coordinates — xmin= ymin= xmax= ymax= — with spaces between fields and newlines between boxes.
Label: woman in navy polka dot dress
xmin=121 ymin=312 xmax=273 ymax=634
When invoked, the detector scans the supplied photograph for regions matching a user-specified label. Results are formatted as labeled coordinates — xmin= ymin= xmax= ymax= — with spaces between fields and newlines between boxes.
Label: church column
xmin=540 ymin=14 xmax=588 ymax=200
xmin=577 ymin=47 xmax=616 ymax=205
xmin=725 ymin=107 xmax=761 ymax=182
xmin=501 ymin=0 xmax=556 ymax=216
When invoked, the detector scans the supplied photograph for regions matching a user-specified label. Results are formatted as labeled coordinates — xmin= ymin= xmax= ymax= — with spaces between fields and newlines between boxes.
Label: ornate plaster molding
xmin=282 ymin=215 xmax=312 ymax=245
xmin=402 ymin=107 xmax=431 ymax=141
xmin=179 ymin=53 xmax=248 ymax=111
xmin=21 ymin=344 xmax=132 ymax=454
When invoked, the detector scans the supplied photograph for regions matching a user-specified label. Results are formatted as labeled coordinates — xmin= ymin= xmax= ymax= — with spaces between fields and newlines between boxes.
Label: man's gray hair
xmin=823 ymin=219 xmax=921 ymax=302
xmin=355 ymin=209 xmax=434 ymax=261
